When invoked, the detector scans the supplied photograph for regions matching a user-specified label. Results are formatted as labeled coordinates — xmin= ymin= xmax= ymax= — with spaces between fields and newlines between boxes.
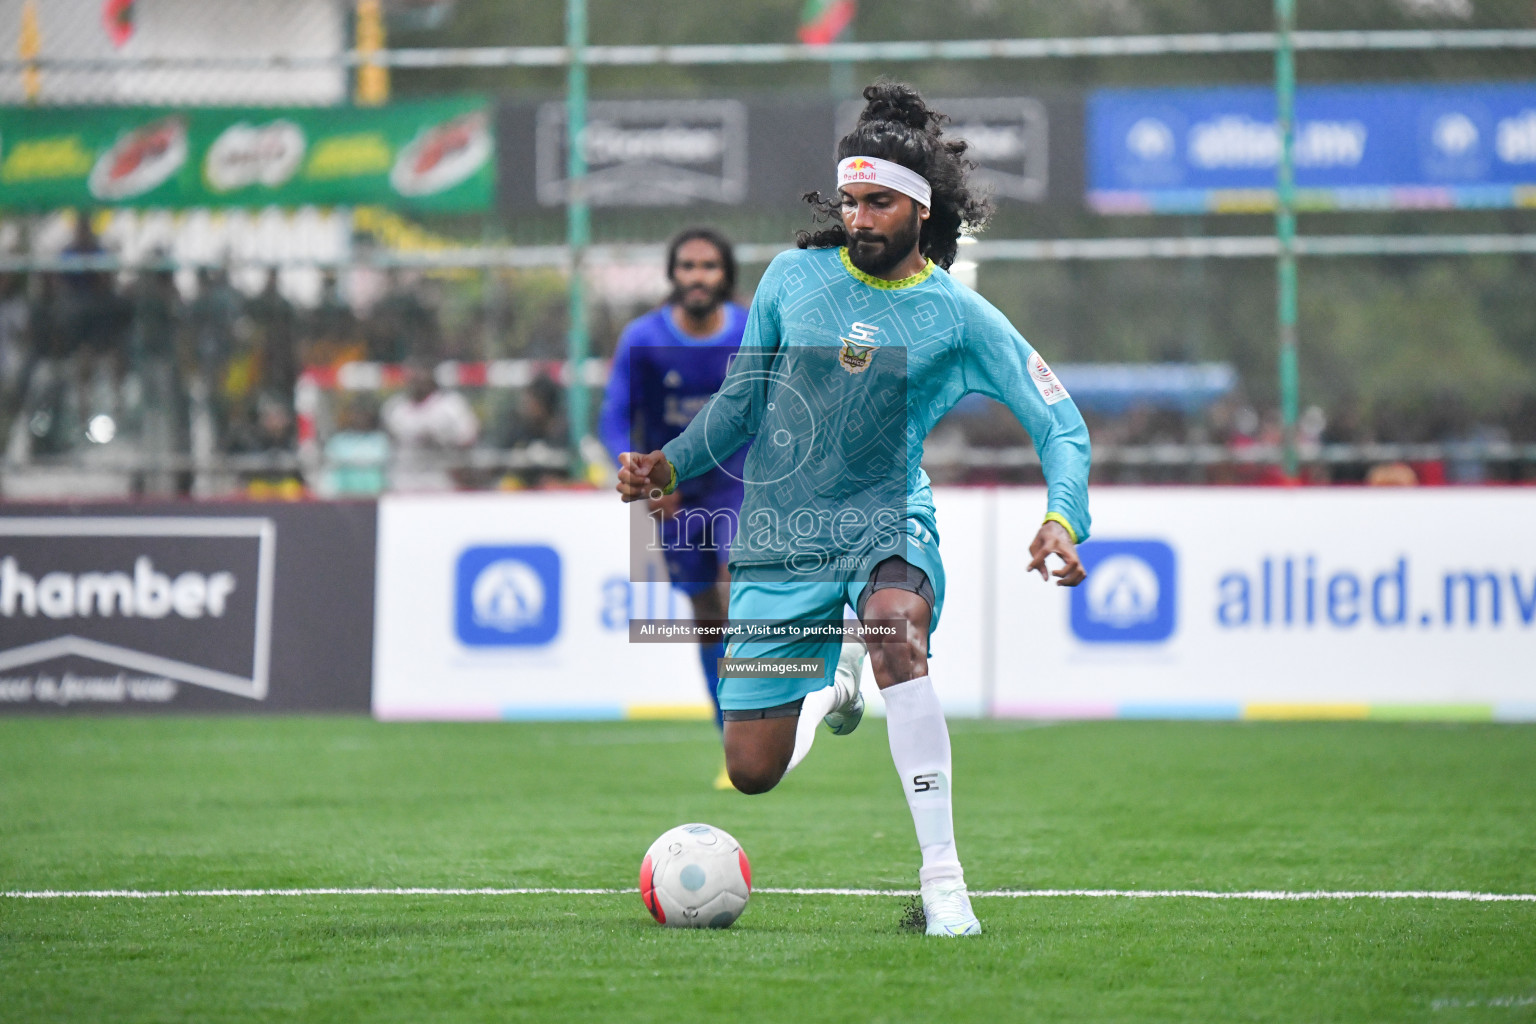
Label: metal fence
xmin=2 ymin=5 xmax=1535 ymax=498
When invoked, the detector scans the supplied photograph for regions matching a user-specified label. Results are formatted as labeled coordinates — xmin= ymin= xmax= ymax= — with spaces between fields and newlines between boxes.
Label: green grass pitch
xmin=2 ymin=715 xmax=1534 ymax=1022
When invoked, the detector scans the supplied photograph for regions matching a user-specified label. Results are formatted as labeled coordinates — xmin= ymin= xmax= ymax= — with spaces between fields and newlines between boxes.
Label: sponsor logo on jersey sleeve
xmin=1028 ymin=351 xmax=1070 ymax=405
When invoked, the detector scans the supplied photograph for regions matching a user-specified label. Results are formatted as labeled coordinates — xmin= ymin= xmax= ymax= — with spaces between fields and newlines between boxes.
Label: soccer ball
xmin=639 ymin=822 xmax=752 ymax=928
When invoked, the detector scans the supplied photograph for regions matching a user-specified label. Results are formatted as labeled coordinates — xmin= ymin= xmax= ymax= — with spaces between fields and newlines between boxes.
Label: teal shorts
xmin=718 ymin=518 xmax=946 ymax=711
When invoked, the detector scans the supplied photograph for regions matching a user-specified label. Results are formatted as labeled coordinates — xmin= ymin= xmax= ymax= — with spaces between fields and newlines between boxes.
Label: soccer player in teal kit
xmin=618 ymin=82 xmax=1091 ymax=936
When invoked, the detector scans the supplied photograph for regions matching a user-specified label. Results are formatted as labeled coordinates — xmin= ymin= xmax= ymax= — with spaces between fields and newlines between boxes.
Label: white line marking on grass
xmin=980 ymin=889 xmax=1536 ymax=902
xmin=4 ymin=887 xmax=1535 ymax=901
xmin=2 ymin=888 xmax=628 ymax=899
xmin=1433 ymin=996 xmax=1536 ymax=1009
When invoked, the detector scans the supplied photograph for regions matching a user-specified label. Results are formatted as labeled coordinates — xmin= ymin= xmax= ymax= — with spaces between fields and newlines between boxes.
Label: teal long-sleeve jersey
xmin=661 ymin=246 xmax=1091 ymax=571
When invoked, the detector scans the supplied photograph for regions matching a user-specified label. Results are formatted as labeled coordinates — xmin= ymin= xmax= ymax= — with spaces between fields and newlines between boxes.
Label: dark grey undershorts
xmin=855 ymin=555 xmax=935 ymax=619
xmin=722 ymin=697 xmax=805 ymax=722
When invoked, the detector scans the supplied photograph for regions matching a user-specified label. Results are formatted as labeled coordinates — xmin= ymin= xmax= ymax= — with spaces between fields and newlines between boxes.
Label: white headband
xmin=837 ymin=155 xmax=932 ymax=209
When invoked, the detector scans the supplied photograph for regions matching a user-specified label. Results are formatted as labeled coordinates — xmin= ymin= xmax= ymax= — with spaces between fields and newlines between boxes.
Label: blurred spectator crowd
xmin=0 ymin=215 xmax=571 ymax=497
xmin=2 ymin=215 xmax=1530 ymax=498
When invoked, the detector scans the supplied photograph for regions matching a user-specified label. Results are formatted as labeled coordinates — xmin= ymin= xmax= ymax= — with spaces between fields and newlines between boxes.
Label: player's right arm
xmin=648 ymin=253 xmax=788 ymax=491
xmin=616 ymin=450 xmax=672 ymax=501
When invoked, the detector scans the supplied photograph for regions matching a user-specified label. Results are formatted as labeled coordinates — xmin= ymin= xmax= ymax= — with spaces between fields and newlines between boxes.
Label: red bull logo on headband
xmin=836 ymin=155 xmax=933 ymax=207
xmin=841 ymin=157 xmax=879 ymax=183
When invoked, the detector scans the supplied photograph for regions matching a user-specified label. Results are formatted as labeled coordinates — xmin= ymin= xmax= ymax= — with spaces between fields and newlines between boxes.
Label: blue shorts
xmin=718 ymin=517 xmax=946 ymax=711
xmin=660 ymin=499 xmax=737 ymax=597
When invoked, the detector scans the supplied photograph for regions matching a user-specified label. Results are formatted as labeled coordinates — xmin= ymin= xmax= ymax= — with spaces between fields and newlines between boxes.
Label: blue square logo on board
xmin=1070 ymin=540 xmax=1177 ymax=643
xmin=455 ymin=545 xmax=561 ymax=647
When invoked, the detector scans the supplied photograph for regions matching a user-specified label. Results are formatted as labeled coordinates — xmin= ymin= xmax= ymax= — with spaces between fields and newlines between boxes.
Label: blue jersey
xmin=662 ymin=247 xmax=1091 ymax=570
xmin=600 ymin=302 xmax=748 ymax=505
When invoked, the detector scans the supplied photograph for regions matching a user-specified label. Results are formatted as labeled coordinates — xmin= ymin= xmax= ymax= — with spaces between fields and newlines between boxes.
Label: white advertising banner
xmin=371 ymin=490 xmax=989 ymax=720
xmin=374 ymin=493 xmax=704 ymax=720
xmin=990 ymin=488 xmax=1536 ymax=720
xmin=373 ymin=489 xmax=1536 ymax=722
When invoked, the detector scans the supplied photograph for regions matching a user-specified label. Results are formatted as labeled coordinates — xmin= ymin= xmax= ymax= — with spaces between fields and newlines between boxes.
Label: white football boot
xmin=822 ymin=638 xmax=866 ymax=736
xmin=921 ymin=878 xmax=982 ymax=936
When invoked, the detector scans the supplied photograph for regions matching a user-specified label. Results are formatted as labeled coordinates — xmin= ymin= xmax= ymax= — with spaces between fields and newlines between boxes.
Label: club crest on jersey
xmin=839 ymin=321 xmax=880 ymax=374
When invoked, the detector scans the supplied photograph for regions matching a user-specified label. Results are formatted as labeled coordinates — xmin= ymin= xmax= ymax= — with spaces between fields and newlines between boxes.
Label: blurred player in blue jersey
xmin=617 ymin=83 xmax=1091 ymax=936
xmin=599 ymin=227 xmax=747 ymax=789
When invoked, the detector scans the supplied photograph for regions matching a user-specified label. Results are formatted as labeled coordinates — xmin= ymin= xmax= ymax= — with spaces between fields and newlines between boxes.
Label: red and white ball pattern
xmin=639 ymin=823 xmax=752 ymax=929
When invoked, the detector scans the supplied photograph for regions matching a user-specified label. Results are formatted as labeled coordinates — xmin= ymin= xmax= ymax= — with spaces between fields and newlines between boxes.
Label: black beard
xmin=669 ymin=282 xmax=729 ymax=316
xmin=846 ymin=209 xmax=923 ymax=277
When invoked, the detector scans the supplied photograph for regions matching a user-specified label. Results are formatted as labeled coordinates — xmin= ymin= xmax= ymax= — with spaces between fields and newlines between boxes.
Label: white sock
xmin=786 ymin=684 xmax=838 ymax=774
xmin=786 ymin=637 xmax=865 ymax=774
xmin=881 ymin=674 xmax=963 ymax=887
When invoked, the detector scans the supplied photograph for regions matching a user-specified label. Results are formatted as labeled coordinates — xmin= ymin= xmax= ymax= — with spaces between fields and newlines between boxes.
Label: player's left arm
xmin=959 ymin=299 xmax=1091 ymax=585
xmin=1026 ymin=518 xmax=1085 ymax=587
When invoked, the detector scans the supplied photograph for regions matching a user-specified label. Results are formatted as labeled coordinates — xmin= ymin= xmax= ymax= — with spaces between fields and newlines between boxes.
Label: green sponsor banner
xmin=0 ymin=97 xmax=493 ymax=212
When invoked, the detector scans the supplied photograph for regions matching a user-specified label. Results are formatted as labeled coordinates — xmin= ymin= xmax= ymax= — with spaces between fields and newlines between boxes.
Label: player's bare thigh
xmin=722 ymin=715 xmax=798 ymax=795
xmin=721 ymin=586 xmax=930 ymax=794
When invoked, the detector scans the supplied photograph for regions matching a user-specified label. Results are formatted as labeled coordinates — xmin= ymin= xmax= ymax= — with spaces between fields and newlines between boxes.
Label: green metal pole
xmin=1275 ymin=0 xmax=1299 ymax=479
xmin=565 ymin=0 xmax=591 ymax=479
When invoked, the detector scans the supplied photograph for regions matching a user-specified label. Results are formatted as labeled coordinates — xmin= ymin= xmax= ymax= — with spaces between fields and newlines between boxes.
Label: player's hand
xmin=647 ymin=490 xmax=682 ymax=520
xmin=1027 ymin=520 xmax=1086 ymax=587
xmin=616 ymin=450 xmax=673 ymax=503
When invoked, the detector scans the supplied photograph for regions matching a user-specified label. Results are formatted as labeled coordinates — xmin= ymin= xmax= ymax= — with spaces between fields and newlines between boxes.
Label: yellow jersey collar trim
xmin=838 ymin=247 xmax=935 ymax=290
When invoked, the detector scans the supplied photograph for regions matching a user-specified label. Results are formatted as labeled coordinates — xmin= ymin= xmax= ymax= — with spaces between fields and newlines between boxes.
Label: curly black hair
xmin=796 ymin=81 xmax=992 ymax=270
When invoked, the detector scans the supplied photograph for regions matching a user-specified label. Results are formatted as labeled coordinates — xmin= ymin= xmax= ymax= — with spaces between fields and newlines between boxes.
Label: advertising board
xmin=374 ymin=492 xmax=683 ymax=719
xmin=371 ymin=490 xmax=988 ymax=720
xmin=991 ymin=488 xmax=1536 ymax=720
xmin=372 ymin=489 xmax=1535 ymax=722
xmin=501 ymin=92 xmax=1081 ymax=213
xmin=535 ymin=100 xmax=749 ymax=207
xmin=0 ymin=97 xmax=493 ymax=212
xmin=1088 ymin=82 xmax=1536 ymax=213
xmin=0 ymin=502 xmax=375 ymax=713
xmin=836 ymin=96 xmax=1051 ymax=202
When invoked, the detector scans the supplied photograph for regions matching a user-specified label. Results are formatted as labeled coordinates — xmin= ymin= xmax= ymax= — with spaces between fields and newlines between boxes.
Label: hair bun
xmin=857 ymin=81 xmax=938 ymax=132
